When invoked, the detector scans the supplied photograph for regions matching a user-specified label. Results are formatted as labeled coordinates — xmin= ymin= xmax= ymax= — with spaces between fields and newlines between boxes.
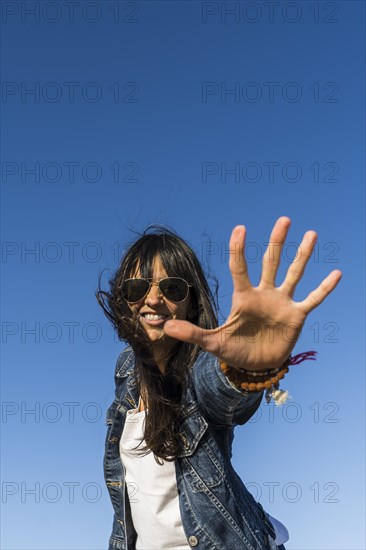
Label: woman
xmin=96 ymin=217 xmax=342 ymax=550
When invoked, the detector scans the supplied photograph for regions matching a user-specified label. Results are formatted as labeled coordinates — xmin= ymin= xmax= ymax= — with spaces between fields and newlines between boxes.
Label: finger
xmin=163 ymin=319 xmax=217 ymax=352
xmin=279 ymin=230 xmax=317 ymax=297
xmin=298 ymin=269 xmax=342 ymax=314
xmin=229 ymin=225 xmax=252 ymax=292
xmin=260 ymin=216 xmax=291 ymax=288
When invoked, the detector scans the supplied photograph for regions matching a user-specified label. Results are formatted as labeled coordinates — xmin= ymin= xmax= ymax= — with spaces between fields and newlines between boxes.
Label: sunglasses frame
xmin=121 ymin=277 xmax=193 ymax=304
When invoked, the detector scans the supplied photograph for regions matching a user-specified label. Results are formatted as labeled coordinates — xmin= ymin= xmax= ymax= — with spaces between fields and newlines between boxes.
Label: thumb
xmin=163 ymin=319 xmax=209 ymax=348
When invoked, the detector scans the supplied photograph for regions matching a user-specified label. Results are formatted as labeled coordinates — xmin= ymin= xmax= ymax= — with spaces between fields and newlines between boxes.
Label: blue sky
xmin=1 ymin=1 xmax=365 ymax=549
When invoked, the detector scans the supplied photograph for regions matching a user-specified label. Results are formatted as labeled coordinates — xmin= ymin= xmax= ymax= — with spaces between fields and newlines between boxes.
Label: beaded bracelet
xmin=220 ymin=351 xmax=317 ymax=405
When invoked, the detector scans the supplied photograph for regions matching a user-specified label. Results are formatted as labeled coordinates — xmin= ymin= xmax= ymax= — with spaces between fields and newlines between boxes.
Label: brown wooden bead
xmin=220 ymin=360 xmax=291 ymax=393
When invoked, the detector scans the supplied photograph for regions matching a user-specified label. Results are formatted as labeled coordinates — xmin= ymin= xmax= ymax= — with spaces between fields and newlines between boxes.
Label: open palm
xmin=164 ymin=217 xmax=342 ymax=372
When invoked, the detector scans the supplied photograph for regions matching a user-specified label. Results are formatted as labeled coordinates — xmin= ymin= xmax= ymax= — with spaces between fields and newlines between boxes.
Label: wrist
xmin=219 ymin=359 xmax=290 ymax=392
xmin=219 ymin=351 xmax=317 ymax=405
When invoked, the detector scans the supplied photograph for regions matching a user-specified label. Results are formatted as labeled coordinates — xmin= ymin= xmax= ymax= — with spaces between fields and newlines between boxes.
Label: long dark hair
xmin=96 ymin=225 xmax=219 ymax=461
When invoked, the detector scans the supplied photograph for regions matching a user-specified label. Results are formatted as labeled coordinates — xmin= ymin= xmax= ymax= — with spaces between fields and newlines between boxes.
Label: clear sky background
xmin=1 ymin=1 xmax=365 ymax=549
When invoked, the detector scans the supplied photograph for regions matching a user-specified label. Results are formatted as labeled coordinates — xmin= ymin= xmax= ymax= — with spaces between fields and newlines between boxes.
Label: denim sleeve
xmin=190 ymin=350 xmax=264 ymax=427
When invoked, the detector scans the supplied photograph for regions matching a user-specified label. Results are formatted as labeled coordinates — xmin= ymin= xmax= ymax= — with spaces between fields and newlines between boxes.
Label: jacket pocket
xmin=176 ymin=405 xmax=209 ymax=457
xmin=177 ymin=407 xmax=225 ymax=491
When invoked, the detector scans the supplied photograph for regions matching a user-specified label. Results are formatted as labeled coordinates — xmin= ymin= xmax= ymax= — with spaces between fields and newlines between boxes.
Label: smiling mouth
xmin=140 ymin=313 xmax=169 ymax=325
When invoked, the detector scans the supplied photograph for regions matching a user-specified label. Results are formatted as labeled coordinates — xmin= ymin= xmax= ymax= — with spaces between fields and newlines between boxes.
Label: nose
xmin=144 ymin=281 xmax=163 ymax=305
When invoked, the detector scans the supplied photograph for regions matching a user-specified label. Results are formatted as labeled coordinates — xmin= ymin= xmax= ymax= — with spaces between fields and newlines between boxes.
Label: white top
xmin=120 ymin=399 xmax=289 ymax=548
xmin=120 ymin=403 xmax=190 ymax=549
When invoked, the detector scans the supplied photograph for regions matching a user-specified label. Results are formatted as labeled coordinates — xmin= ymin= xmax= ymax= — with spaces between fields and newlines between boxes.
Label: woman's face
xmin=128 ymin=256 xmax=191 ymax=355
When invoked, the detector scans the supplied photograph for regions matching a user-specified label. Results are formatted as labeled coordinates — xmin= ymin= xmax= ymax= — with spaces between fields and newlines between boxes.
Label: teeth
xmin=143 ymin=314 xmax=166 ymax=320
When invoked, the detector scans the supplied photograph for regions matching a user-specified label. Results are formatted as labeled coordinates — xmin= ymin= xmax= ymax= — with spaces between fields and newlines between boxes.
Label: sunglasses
xmin=121 ymin=277 xmax=193 ymax=303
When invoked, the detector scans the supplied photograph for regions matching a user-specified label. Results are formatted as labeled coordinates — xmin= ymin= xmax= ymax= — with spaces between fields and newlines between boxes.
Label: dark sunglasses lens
xmin=160 ymin=278 xmax=188 ymax=301
xmin=122 ymin=279 xmax=149 ymax=302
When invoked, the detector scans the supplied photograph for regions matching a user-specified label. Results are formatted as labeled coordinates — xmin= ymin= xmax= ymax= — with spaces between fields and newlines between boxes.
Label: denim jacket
xmin=104 ymin=347 xmax=282 ymax=550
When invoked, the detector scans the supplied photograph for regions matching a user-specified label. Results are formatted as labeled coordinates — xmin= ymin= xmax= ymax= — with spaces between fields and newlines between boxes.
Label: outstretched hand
xmin=164 ymin=217 xmax=342 ymax=372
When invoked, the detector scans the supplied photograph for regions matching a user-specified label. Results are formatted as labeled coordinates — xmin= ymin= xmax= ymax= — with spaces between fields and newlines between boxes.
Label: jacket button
xmin=188 ymin=535 xmax=198 ymax=547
